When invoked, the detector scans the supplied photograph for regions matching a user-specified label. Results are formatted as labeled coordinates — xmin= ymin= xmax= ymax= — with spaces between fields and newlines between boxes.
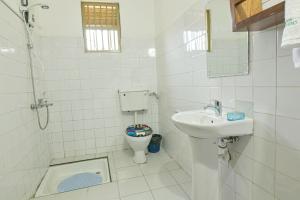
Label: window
xmin=81 ymin=2 xmax=121 ymax=52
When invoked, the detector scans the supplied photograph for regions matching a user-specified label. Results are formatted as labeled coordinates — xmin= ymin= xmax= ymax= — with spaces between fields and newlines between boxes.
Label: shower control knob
xmin=31 ymin=98 xmax=54 ymax=110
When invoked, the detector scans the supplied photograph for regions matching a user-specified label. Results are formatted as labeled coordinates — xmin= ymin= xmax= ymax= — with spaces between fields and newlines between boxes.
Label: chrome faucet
xmin=204 ymin=100 xmax=222 ymax=116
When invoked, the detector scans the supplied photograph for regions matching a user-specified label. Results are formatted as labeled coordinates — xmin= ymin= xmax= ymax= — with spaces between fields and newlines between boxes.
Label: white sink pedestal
xmin=190 ymin=137 xmax=219 ymax=200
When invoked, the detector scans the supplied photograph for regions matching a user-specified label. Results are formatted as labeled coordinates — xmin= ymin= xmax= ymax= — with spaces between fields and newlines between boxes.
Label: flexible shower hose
xmin=22 ymin=11 xmax=50 ymax=130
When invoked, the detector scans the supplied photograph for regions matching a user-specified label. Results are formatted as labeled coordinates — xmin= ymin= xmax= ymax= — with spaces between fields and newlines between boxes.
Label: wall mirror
xmin=206 ymin=0 xmax=249 ymax=78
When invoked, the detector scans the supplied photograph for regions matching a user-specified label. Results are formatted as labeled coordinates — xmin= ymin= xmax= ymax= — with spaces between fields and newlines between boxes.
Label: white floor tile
xmin=113 ymin=149 xmax=134 ymax=159
xmin=140 ymin=161 xmax=168 ymax=175
xmin=117 ymin=166 xmax=143 ymax=180
xmin=87 ymin=182 xmax=119 ymax=200
xmin=164 ymin=160 xmax=181 ymax=171
xmin=113 ymin=150 xmax=137 ymax=169
xmin=152 ymin=185 xmax=189 ymax=200
xmin=114 ymin=156 xmax=136 ymax=169
xmin=121 ymin=192 xmax=154 ymax=200
xmin=170 ymin=169 xmax=191 ymax=184
xmin=118 ymin=177 xmax=150 ymax=197
xmin=145 ymin=172 xmax=177 ymax=189
xmin=147 ymin=149 xmax=172 ymax=162
xmin=180 ymin=182 xmax=192 ymax=199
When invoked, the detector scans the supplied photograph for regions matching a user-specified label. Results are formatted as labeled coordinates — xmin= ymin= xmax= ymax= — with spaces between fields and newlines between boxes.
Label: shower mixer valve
xmin=31 ymin=98 xmax=53 ymax=110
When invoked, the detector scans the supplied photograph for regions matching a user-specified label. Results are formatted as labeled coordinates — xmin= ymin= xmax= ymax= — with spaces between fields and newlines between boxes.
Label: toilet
xmin=119 ymin=90 xmax=152 ymax=164
xmin=125 ymin=134 xmax=152 ymax=163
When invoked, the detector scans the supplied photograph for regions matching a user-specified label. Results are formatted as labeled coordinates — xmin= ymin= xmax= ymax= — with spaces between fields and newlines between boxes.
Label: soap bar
xmin=227 ymin=112 xmax=245 ymax=121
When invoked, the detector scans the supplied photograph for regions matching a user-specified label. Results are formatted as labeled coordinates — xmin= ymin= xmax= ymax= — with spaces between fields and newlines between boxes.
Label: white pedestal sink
xmin=172 ymin=110 xmax=253 ymax=200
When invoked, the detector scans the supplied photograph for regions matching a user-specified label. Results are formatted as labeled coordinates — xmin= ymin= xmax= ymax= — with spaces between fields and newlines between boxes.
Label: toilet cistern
xmin=118 ymin=89 xmax=149 ymax=124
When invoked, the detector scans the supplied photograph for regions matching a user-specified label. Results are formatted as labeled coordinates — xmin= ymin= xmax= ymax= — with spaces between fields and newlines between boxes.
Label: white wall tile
xmin=276 ymin=173 xmax=300 ymax=200
xmin=277 ymin=87 xmax=300 ymax=119
xmin=236 ymin=87 xmax=253 ymax=102
xmin=235 ymin=174 xmax=252 ymax=200
xmin=253 ymin=113 xmax=276 ymax=142
xmin=276 ymin=145 xmax=300 ymax=181
xmin=253 ymin=87 xmax=276 ymax=114
xmin=253 ymin=137 xmax=275 ymax=168
xmin=277 ymin=56 xmax=300 ymax=86
xmin=233 ymin=153 xmax=253 ymax=180
xmin=253 ymin=161 xmax=274 ymax=194
xmin=221 ymin=86 xmax=236 ymax=108
xmin=221 ymin=184 xmax=235 ymax=200
xmin=250 ymin=29 xmax=277 ymax=61
xmin=252 ymin=59 xmax=276 ymax=87
xmin=276 ymin=116 xmax=300 ymax=150
xmin=252 ymin=184 xmax=274 ymax=200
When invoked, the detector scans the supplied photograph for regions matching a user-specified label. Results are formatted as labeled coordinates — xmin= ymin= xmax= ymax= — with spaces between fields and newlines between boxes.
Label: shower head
xmin=19 ymin=3 xmax=50 ymax=25
xmin=25 ymin=3 xmax=50 ymax=11
xmin=40 ymin=4 xmax=50 ymax=9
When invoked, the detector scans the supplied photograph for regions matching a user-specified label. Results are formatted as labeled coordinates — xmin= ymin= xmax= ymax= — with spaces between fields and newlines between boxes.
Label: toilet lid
xmin=126 ymin=124 xmax=152 ymax=137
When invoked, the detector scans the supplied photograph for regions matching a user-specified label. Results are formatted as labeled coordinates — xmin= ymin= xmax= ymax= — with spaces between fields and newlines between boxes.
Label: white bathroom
xmin=0 ymin=0 xmax=299 ymax=200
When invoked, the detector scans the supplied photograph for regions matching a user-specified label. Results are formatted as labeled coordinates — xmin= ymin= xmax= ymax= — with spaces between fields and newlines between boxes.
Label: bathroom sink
xmin=172 ymin=109 xmax=254 ymax=200
xmin=172 ymin=110 xmax=253 ymax=139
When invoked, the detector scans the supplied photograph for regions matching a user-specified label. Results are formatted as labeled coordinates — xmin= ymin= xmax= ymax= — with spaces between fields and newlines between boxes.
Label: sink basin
xmin=172 ymin=110 xmax=253 ymax=139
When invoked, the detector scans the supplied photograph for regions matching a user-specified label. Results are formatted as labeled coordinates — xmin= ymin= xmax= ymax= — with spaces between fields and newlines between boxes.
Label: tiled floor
xmin=32 ymin=149 xmax=192 ymax=200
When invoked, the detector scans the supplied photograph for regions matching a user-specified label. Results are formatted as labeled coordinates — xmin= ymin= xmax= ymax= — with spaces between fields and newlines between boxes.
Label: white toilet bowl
xmin=125 ymin=134 xmax=152 ymax=164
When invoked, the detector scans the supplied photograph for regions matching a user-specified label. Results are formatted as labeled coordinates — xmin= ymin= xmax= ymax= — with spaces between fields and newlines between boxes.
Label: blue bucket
xmin=148 ymin=134 xmax=162 ymax=153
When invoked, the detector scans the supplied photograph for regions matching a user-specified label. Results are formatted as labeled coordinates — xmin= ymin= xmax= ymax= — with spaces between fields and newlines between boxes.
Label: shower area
xmin=0 ymin=0 xmax=118 ymax=199
xmin=35 ymin=157 xmax=112 ymax=197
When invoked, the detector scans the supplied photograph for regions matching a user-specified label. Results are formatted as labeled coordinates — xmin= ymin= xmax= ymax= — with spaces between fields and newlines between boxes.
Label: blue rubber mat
xmin=58 ymin=173 xmax=103 ymax=193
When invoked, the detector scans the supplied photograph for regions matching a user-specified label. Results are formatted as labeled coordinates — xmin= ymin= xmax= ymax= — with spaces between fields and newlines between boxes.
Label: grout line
xmin=142 ymin=167 xmax=157 ymax=200
xmin=112 ymin=152 xmax=122 ymax=200
xmin=273 ymin=25 xmax=279 ymax=200
xmin=174 ymin=175 xmax=192 ymax=200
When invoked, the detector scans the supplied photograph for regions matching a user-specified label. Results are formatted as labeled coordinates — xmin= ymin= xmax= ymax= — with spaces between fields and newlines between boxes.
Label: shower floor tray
xmin=35 ymin=157 xmax=111 ymax=197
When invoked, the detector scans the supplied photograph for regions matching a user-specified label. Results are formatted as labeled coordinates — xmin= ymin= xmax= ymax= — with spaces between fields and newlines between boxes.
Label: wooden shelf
xmin=232 ymin=1 xmax=285 ymax=32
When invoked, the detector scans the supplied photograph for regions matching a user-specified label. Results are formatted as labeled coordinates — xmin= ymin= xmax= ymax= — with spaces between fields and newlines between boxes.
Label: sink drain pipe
xmin=217 ymin=137 xmax=239 ymax=163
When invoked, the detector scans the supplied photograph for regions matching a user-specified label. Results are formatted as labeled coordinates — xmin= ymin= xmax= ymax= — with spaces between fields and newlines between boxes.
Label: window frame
xmin=81 ymin=2 xmax=122 ymax=53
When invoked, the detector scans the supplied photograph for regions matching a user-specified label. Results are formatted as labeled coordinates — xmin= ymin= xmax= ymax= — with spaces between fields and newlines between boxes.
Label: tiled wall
xmin=155 ymin=1 xmax=300 ymax=199
xmin=40 ymin=36 xmax=158 ymax=159
xmin=0 ymin=1 xmax=50 ymax=200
